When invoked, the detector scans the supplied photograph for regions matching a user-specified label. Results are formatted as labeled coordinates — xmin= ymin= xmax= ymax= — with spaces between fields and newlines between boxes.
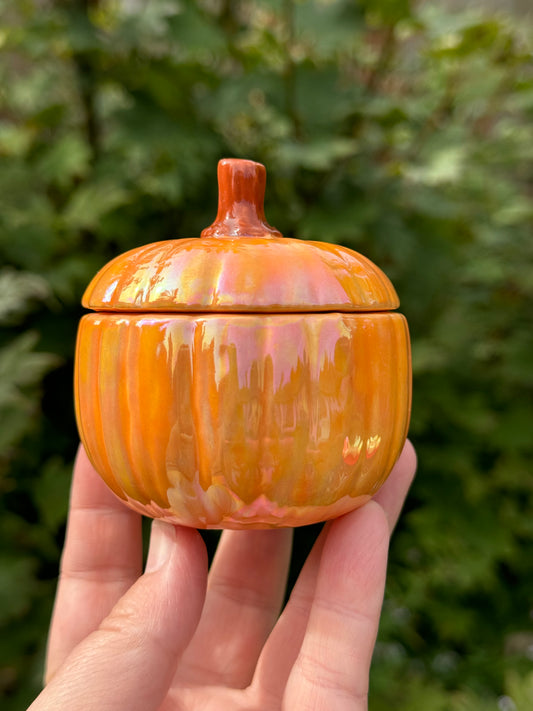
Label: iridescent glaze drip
xmin=75 ymin=312 xmax=411 ymax=528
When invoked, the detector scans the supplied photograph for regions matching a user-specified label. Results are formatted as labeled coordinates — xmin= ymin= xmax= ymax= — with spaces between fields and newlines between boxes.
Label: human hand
xmin=29 ymin=440 xmax=416 ymax=711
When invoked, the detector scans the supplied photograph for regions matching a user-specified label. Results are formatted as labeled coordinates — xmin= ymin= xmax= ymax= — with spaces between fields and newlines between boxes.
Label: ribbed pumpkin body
xmin=74 ymin=158 xmax=412 ymax=529
xmin=75 ymin=311 xmax=410 ymax=528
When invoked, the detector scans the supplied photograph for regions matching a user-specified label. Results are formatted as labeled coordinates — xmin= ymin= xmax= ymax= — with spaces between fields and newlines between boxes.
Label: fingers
xmin=177 ymin=527 xmax=293 ymax=688
xmin=251 ymin=526 xmax=327 ymax=703
xmin=31 ymin=522 xmax=207 ymax=711
xmin=45 ymin=445 xmax=143 ymax=682
xmin=284 ymin=502 xmax=389 ymax=710
xmin=373 ymin=438 xmax=417 ymax=532
xmin=253 ymin=439 xmax=417 ymax=705
xmin=179 ymin=436 xmax=416 ymax=696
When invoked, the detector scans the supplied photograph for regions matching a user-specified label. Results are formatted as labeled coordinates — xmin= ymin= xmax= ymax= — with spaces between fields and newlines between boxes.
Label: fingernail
xmin=145 ymin=520 xmax=176 ymax=573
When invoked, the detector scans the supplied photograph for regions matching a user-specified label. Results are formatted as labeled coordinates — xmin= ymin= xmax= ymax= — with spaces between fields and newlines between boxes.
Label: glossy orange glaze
xmin=200 ymin=159 xmax=282 ymax=239
xmin=82 ymin=237 xmax=399 ymax=313
xmin=75 ymin=311 xmax=411 ymax=529
xmin=82 ymin=159 xmax=398 ymax=313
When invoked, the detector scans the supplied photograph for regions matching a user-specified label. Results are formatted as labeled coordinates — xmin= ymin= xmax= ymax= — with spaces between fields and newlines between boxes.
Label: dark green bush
xmin=1 ymin=1 xmax=532 ymax=708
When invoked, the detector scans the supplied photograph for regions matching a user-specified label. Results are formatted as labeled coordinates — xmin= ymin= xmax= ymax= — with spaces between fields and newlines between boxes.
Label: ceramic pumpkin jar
xmin=74 ymin=158 xmax=411 ymax=529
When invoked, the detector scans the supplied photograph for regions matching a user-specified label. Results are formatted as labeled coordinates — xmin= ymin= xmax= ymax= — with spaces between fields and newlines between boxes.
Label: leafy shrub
xmin=0 ymin=1 xmax=532 ymax=708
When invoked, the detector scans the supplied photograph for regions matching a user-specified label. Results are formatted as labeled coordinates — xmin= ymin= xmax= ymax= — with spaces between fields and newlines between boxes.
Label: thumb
xmin=30 ymin=521 xmax=207 ymax=711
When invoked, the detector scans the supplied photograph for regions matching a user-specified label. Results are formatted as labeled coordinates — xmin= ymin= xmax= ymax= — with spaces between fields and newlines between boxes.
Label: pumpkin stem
xmin=201 ymin=158 xmax=282 ymax=239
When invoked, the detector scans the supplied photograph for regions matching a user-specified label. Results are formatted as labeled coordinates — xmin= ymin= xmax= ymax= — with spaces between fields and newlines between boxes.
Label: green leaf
xmin=406 ymin=145 xmax=468 ymax=185
xmin=0 ymin=557 xmax=37 ymax=624
xmin=0 ymin=269 xmax=50 ymax=325
xmin=33 ymin=457 xmax=71 ymax=532
xmin=62 ymin=179 xmax=132 ymax=230
xmin=506 ymin=670 xmax=533 ymax=711
xmin=36 ymin=133 xmax=91 ymax=188
xmin=276 ymin=137 xmax=359 ymax=171
xmin=0 ymin=122 xmax=34 ymax=157
xmin=0 ymin=333 xmax=59 ymax=456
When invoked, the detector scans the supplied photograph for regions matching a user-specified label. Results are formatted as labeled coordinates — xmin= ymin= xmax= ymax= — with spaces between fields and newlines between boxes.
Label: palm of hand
xmin=31 ymin=443 xmax=416 ymax=711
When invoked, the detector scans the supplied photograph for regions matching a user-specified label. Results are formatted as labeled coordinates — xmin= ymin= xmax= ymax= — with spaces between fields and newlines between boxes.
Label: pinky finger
xmin=283 ymin=501 xmax=389 ymax=710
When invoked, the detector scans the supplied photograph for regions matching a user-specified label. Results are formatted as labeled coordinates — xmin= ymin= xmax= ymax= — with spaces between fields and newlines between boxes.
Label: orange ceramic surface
xmin=82 ymin=160 xmax=398 ymax=313
xmin=74 ymin=158 xmax=412 ymax=529
xmin=75 ymin=312 xmax=410 ymax=528
xmin=82 ymin=236 xmax=399 ymax=314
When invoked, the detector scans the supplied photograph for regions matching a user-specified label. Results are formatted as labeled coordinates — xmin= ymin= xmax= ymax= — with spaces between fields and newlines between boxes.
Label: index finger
xmin=45 ymin=445 xmax=143 ymax=681
xmin=373 ymin=438 xmax=417 ymax=532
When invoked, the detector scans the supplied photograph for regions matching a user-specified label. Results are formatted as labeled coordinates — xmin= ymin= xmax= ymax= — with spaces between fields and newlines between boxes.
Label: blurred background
xmin=1 ymin=0 xmax=532 ymax=708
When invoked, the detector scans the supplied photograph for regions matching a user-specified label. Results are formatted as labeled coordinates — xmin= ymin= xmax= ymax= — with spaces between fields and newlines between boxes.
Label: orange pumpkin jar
xmin=74 ymin=159 xmax=411 ymax=529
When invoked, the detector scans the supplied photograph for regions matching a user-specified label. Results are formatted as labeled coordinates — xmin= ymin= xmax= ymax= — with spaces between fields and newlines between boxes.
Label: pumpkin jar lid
xmin=82 ymin=159 xmax=399 ymax=313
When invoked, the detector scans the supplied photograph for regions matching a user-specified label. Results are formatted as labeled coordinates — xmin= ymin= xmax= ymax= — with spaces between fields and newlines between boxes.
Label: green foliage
xmin=1 ymin=0 xmax=532 ymax=708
